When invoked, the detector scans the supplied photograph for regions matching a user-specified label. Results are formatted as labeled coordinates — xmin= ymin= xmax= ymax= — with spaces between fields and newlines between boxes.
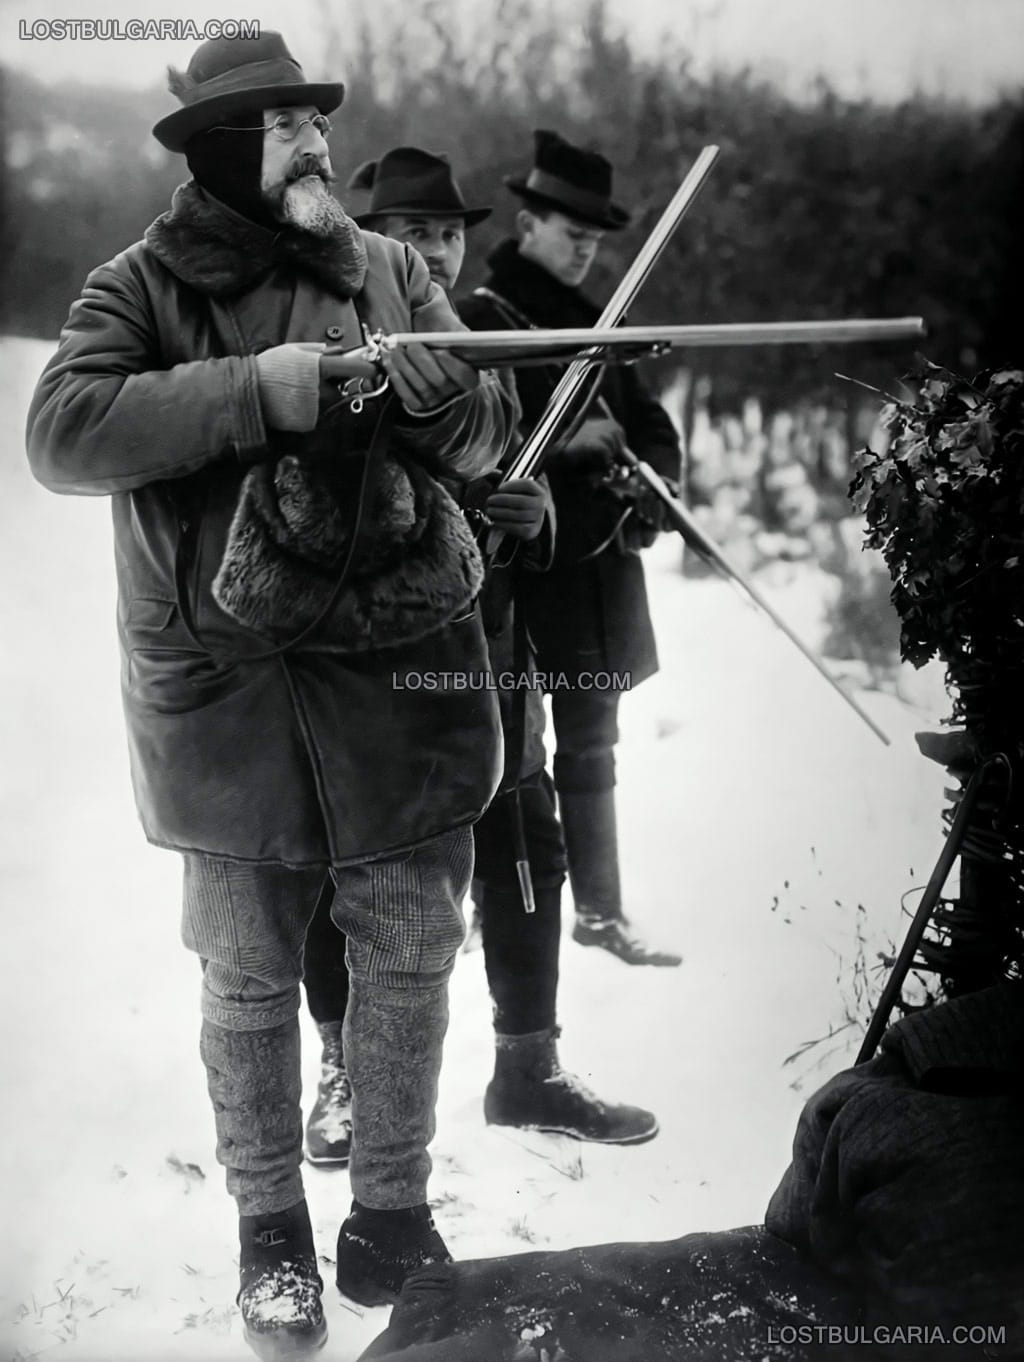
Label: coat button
xmin=326 ymin=325 xmax=343 ymax=340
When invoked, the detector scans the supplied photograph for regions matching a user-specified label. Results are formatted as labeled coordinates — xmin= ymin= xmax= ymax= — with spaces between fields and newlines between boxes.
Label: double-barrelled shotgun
xmin=330 ymin=147 xmax=924 ymax=743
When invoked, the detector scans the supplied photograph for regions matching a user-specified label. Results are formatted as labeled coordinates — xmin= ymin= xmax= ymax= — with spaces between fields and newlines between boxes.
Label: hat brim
xmin=504 ymin=176 xmax=630 ymax=231
xmin=354 ymin=203 xmax=492 ymax=229
xmin=153 ymin=81 xmax=345 ymax=152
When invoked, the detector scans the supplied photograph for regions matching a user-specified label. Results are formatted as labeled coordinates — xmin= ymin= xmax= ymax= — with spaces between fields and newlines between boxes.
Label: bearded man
xmin=26 ymin=33 xmax=516 ymax=1362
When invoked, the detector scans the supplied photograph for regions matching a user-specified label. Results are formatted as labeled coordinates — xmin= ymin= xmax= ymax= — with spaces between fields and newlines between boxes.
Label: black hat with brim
xmin=348 ymin=146 xmax=491 ymax=228
xmin=355 ymin=201 xmax=492 ymax=229
xmin=153 ymin=31 xmax=344 ymax=153
xmin=505 ymin=129 xmax=630 ymax=231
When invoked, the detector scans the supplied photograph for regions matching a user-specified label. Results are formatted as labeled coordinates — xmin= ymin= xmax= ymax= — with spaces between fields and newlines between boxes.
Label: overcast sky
xmin=1 ymin=0 xmax=1021 ymax=104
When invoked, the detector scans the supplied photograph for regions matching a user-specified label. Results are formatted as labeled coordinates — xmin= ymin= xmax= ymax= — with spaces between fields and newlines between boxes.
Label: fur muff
xmin=213 ymin=453 xmax=484 ymax=651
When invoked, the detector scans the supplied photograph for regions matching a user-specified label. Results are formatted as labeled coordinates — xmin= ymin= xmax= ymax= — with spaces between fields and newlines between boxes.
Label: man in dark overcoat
xmin=26 ymin=33 xmax=517 ymax=1360
xmin=459 ymin=129 xmax=683 ymax=968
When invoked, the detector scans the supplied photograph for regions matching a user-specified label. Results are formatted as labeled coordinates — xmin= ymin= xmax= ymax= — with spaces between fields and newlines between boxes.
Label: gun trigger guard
xmin=336 ymin=373 xmax=391 ymax=414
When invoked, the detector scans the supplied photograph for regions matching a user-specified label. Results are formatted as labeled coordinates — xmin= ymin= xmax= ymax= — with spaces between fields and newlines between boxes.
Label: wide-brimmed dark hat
xmin=505 ymin=129 xmax=630 ymax=231
xmin=347 ymin=147 xmax=491 ymax=228
xmin=153 ymin=31 xmax=344 ymax=152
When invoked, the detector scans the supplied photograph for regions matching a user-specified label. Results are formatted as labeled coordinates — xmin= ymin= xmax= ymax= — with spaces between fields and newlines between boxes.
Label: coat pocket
xmin=126 ymin=595 xmax=235 ymax=713
xmin=128 ymin=596 xmax=179 ymax=632
xmin=127 ymin=645 xmax=240 ymax=714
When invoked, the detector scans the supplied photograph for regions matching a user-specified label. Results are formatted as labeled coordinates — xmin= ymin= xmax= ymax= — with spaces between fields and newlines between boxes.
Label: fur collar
xmin=145 ymin=181 xmax=368 ymax=299
xmin=485 ymin=237 xmax=599 ymax=327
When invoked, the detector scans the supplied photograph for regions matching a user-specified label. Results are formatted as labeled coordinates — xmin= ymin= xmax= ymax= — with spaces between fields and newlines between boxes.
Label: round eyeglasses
xmin=206 ymin=112 xmax=332 ymax=142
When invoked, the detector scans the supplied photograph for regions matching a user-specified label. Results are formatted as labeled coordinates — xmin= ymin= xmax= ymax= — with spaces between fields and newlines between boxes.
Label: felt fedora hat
xmin=153 ymin=31 xmax=344 ymax=152
xmin=505 ymin=128 xmax=630 ymax=231
xmin=347 ymin=146 xmax=492 ymax=228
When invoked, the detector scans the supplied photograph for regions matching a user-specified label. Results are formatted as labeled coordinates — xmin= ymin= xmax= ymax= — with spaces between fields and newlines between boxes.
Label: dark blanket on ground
xmin=358 ymin=1225 xmax=861 ymax=1361
xmin=361 ymin=984 xmax=1024 ymax=1362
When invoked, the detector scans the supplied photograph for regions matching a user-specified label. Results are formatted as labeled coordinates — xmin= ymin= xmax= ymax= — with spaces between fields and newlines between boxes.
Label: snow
xmin=0 ymin=334 xmax=949 ymax=1360
xmin=241 ymin=1266 xmax=321 ymax=1325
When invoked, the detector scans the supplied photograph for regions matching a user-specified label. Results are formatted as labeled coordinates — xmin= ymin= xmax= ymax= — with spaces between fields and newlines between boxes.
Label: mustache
xmin=286 ymin=153 xmax=334 ymax=184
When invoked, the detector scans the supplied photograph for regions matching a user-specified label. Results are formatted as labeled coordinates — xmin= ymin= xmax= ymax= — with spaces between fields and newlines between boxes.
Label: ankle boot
xmin=484 ymin=1028 xmax=659 ymax=1145
xmin=238 ymin=1199 xmax=327 ymax=1360
xmin=558 ymin=788 xmax=682 ymax=967
xmin=304 ymin=1022 xmax=352 ymax=1168
xmin=335 ymin=1199 xmax=451 ymax=1307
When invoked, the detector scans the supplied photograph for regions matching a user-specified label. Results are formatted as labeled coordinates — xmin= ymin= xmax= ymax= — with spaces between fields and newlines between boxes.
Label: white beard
xmin=277 ymin=175 xmax=347 ymax=237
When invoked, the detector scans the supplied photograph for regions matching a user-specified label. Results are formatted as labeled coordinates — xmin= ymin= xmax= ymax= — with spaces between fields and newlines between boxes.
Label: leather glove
xmin=635 ymin=474 xmax=680 ymax=533
xmin=553 ymin=416 xmax=625 ymax=473
xmin=379 ymin=341 xmax=479 ymax=413
xmin=484 ymin=478 xmax=547 ymax=542
xmin=616 ymin=472 xmax=680 ymax=550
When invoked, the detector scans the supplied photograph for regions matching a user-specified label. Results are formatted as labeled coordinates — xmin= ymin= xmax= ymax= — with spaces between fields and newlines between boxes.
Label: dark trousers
xmin=550 ymin=688 xmax=621 ymax=794
xmin=304 ymin=773 xmax=566 ymax=1037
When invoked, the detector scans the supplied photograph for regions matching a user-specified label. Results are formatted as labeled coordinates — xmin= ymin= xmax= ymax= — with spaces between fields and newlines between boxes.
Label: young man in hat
xmin=299 ymin=145 xmax=659 ymax=1172
xmin=26 ymin=34 xmax=518 ymax=1361
xmin=459 ymin=130 xmax=683 ymax=969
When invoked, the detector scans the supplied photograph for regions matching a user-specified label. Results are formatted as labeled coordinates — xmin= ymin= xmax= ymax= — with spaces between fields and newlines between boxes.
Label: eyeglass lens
xmin=273 ymin=113 xmax=331 ymax=141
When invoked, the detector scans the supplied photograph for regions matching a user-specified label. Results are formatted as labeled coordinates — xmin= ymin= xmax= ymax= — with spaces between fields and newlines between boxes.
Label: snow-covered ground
xmin=1 ymin=335 xmax=948 ymax=1361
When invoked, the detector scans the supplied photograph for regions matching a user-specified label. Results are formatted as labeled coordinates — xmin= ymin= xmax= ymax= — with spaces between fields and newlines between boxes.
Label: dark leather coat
xmin=27 ymin=189 xmax=517 ymax=866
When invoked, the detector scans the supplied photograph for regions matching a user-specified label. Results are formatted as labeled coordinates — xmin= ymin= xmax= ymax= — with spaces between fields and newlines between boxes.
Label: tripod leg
xmin=856 ymin=765 xmax=988 ymax=1064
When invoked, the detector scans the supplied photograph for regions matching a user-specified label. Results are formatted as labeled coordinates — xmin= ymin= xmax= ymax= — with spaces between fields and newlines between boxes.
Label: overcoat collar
xmin=485 ymin=237 xmax=599 ymax=326
xmin=145 ymin=181 xmax=368 ymax=300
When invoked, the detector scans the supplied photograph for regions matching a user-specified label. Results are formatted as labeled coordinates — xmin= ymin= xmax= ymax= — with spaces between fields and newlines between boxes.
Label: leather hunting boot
xmin=238 ymin=1200 xmax=327 ymax=1360
xmin=559 ymin=788 xmax=682 ymax=967
xmin=484 ymin=1028 xmax=659 ymax=1145
xmin=335 ymin=1200 xmax=452 ymax=1307
xmin=304 ymin=1022 xmax=353 ymax=1167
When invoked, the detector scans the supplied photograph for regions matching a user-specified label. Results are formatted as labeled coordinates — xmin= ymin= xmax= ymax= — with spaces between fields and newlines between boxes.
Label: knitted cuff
xmin=255 ymin=345 xmax=322 ymax=432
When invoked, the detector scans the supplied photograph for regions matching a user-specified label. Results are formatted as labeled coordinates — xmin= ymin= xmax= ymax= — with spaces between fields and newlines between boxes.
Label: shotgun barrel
xmin=329 ymin=316 xmax=927 ymax=384
xmin=376 ymin=316 xmax=927 ymax=367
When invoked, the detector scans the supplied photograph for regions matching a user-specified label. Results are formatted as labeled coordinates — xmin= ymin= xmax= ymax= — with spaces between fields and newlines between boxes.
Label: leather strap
xmin=171 ymin=395 xmax=395 ymax=664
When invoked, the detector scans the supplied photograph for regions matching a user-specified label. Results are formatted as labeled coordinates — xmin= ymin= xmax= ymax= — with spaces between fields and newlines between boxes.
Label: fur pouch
xmin=213 ymin=454 xmax=484 ymax=651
